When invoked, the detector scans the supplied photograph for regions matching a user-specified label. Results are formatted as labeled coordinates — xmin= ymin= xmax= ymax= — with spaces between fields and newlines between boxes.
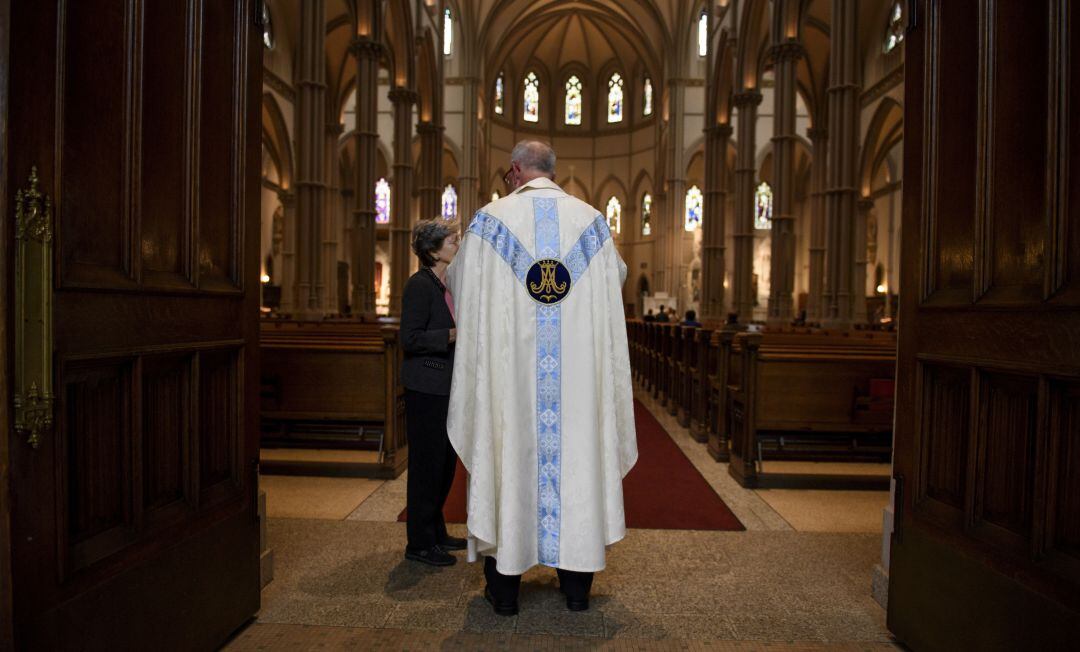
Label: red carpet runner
xmin=398 ymin=399 xmax=744 ymax=531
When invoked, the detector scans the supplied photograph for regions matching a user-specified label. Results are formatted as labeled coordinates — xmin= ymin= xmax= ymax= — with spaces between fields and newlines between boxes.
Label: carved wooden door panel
xmin=6 ymin=1 xmax=261 ymax=648
xmin=889 ymin=1 xmax=1080 ymax=649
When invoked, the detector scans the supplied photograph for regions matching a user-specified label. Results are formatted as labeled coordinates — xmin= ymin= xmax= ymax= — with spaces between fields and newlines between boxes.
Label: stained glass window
xmin=262 ymin=3 xmax=274 ymax=50
xmin=698 ymin=11 xmax=708 ymax=57
xmin=565 ymin=76 xmax=583 ymax=125
xmin=643 ymin=77 xmax=653 ymax=117
xmin=685 ymin=186 xmax=703 ymax=232
xmin=443 ymin=8 xmax=453 ymax=57
xmin=375 ymin=178 xmax=391 ymax=224
xmin=607 ymin=73 xmax=624 ymax=123
xmin=883 ymin=2 xmax=905 ymax=53
xmin=441 ymin=184 xmax=457 ymax=220
xmin=755 ymin=181 xmax=773 ymax=230
xmin=523 ymin=72 xmax=540 ymax=123
xmin=494 ymin=74 xmax=505 ymax=115
xmin=641 ymin=193 xmax=652 ymax=236
xmin=606 ymin=196 xmax=622 ymax=234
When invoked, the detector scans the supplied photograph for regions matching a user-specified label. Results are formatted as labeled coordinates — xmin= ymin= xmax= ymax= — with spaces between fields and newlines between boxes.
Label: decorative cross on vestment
xmin=467 ymin=198 xmax=612 ymax=566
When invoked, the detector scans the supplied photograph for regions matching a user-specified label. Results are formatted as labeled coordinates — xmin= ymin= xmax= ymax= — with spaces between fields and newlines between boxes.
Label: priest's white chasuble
xmin=446 ymin=177 xmax=638 ymax=576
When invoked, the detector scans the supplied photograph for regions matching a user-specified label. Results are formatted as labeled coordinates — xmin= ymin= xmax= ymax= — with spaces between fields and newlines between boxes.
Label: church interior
xmin=1 ymin=0 xmax=1078 ymax=650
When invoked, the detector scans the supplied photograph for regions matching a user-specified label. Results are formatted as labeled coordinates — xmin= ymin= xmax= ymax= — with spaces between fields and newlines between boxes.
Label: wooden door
xmin=3 ymin=0 xmax=261 ymax=649
xmin=889 ymin=1 xmax=1080 ymax=649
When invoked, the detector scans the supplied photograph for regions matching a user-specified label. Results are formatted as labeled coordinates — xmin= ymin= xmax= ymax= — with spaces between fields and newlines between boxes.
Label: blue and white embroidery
xmin=564 ymin=214 xmax=611 ymax=282
xmin=468 ymin=212 xmax=534 ymax=282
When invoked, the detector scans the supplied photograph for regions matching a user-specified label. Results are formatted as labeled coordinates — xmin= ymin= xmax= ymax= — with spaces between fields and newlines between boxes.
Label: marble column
xmin=824 ymin=0 xmax=860 ymax=325
xmin=458 ymin=76 xmax=481 ymax=229
xmin=277 ymin=191 xmax=297 ymax=312
xmin=294 ymin=0 xmax=327 ymax=317
xmin=854 ymin=197 xmax=873 ymax=323
xmin=388 ymin=87 xmax=417 ymax=315
xmin=701 ymin=123 xmax=733 ymax=323
xmin=663 ymin=80 xmax=689 ymax=301
xmin=767 ymin=41 xmax=804 ymax=322
xmin=349 ymin=36 xmax=382 ymax=316
xmin=417 ymin=121 xmax=444 ymax=220
xmin=321 ymin=122 xmax=345 ymax=313
xmin=806 ymin=126 xmax=828 ymax=321
xmin=731 ymin=90 xmax=762 ymax=321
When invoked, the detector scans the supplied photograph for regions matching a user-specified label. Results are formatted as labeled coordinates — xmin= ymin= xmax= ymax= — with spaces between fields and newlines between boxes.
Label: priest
xmin=446 ymin=140 xmax=638 ymax=616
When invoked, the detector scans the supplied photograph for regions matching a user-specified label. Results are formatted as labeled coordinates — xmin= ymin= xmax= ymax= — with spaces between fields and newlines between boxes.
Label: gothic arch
xmin=735 ymin=0 xmax=771 ymax=90
xmin=384 ymin=0 xmax=415 ymax=88
xmin=416 ymin=28 xmax=440 ymax=122
xmin=860 ymin=98 xmax=904 ymax=195
xmin=595 ymin=174 xmax=630 ymax=210
xmin=261 ymin=92 xmax=293 ymax=189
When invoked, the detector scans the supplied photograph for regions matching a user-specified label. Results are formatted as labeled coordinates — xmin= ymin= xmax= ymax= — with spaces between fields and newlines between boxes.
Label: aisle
xmin=398 ymin=400 xmax=744 ymax=531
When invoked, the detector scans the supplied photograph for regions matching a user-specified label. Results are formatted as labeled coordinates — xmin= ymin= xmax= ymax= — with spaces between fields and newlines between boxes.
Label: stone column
xmin=388 ymin=87 xmax=417 ymax=315
xmin=458 ymin=76 xmax=481 ymax=228
xmin=701 ymin=123 xmax=733 ymax=323
xmin=731 ymin=90 xmax=762 ymax=321
xmin=767 ymin=41 xmax=804 ymax=322
xmin=854 ymin=197 xmax=873 ymax=323
xmin=278 ymin=191 xmax=297 ymax=312
xmin=417 ymin=121 xmax=444 ymax=220
xmin=349 ymin=36 xmax=382 ymax=316
xmin=294 ymin=0 xmax=327 ymax=317
xmin=321 ymin=122 xmax=345 ymax=313
xmin=663 ymin=80 xmax=689 ymax=302
xmin=824 ymin=0 xmax=860 ymax=325
xmin=806 ymin=126 xmax=828 ymax=321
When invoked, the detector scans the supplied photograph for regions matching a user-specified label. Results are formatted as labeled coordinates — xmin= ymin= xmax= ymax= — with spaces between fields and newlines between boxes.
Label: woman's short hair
xmin=411 ymin=219 xmax=458 ymax=267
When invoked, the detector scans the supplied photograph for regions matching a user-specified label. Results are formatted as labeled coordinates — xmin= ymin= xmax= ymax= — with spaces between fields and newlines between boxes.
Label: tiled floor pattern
xmin=242 ymin=381 xmax=898 ymax=648
xmin=226 ymin=622 xmax=901 ymax=651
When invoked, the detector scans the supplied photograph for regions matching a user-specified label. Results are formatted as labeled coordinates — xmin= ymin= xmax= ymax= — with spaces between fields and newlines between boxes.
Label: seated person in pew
xmin=400 ymin=219 xmax=466 ymax=567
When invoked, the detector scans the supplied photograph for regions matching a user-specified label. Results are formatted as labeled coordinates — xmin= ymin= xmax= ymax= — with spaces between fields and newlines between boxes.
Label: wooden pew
xmin=259 ymin=319 xmax=407 ymax=479
xmin=689 ymin=327 xmax=713 ymax=443
xmin=724 ymin=330 xmax=895 ymax=488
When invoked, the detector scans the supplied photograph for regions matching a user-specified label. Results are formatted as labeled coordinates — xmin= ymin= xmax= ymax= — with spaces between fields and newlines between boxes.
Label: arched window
xmin=441 ymin=184 xmax=457 ymax=220
xmin=494 ymin=73 xmax=505 ymax=115
xmin=685 ymin=186 xmax=703 ymax=232
xmin=375 ymin=178 xmax=391 ymax=224
xmin=641 ymin=193 xmax=652 ymax=236
xmin=443 ymin=7 xmax=453 ymax=57
xmin=698 ymin=10 xmax=709 ymax=57
xmin=643 ymin=77 xmax=653 ymax=117
xmin=261 ymin=3 xmax=274 ymax=50
xmin=606 ymin=196 xmax=622 ymax=234
xmin=755 ymin=181 xmax=773 ymax=230
xmin=607 ymin=73 xmax=624 ymax=123
xmin=523 ymin=72 xmax=540 ymax=123
xmin=565 ymin=75 xmax=583 ymax=125
xmin=883 ymin=2 xmax=905 ymax=53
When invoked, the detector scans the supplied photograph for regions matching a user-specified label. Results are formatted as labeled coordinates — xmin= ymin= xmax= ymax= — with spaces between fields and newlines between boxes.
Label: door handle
xmin=13 ymin=166 xmax=55 ymax=449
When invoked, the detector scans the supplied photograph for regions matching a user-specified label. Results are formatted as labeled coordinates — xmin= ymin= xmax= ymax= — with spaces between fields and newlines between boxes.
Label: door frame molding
xmin=0 ymin=0 xmax=15 ymax=646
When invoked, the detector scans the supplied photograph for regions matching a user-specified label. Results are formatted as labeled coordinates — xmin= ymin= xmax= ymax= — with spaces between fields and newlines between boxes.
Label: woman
xmin=400 ymin=219 xmax=464 ymax=567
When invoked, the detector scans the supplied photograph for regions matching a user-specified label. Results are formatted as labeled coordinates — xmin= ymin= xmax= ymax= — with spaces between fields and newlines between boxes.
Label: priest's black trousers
xmin=404 ymin=390 xmax=457 ymax=550
xmin=484 ymin=556 xmax=594 ymax=604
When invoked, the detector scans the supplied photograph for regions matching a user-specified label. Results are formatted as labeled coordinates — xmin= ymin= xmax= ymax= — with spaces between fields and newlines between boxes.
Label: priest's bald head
xmin=506 ymin=140 xmax=556 ymax=190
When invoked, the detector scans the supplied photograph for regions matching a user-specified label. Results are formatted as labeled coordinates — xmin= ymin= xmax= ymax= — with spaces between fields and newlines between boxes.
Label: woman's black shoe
xmin=438 ymin=535 xmax=467 ymax=551
xmin=484 ymin=587 xmax=519 ymax=616
xmin=404 ymin=545 xmax=456 ymax=567
xmin=565 ymin=597 xmax=589 ymax=612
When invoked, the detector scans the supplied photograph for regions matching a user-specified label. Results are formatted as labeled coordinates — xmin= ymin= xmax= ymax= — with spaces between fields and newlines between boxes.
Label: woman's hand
xmin=449 ymin=328 xmax=457 ymax=343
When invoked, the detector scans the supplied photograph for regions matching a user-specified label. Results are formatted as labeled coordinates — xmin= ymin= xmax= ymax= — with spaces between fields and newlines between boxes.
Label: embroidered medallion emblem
xmin=526 ymin=258 xmax=571 ymax=304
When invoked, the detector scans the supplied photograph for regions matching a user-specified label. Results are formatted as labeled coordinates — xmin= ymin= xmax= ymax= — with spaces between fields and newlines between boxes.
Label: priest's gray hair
xmin=411 ymin=218 xmax=458 ymax=267
xmin=511 ymin=140 xmax=556 ymax=175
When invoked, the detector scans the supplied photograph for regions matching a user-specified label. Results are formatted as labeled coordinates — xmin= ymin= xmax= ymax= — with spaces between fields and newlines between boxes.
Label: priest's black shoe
xmin=558 ymin=584 xmax=590 ymax=612
xmin=438 ymin=535 xmax=467 ymax=551
xmin=483 ymin=587 xmax=519 ymax=616
xmin=404 ymin=545 xmax=456 ymax=567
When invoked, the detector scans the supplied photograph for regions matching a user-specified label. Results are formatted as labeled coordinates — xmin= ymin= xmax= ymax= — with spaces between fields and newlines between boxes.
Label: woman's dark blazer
xmin=400 ymin=267 xmax=456 ymax=396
